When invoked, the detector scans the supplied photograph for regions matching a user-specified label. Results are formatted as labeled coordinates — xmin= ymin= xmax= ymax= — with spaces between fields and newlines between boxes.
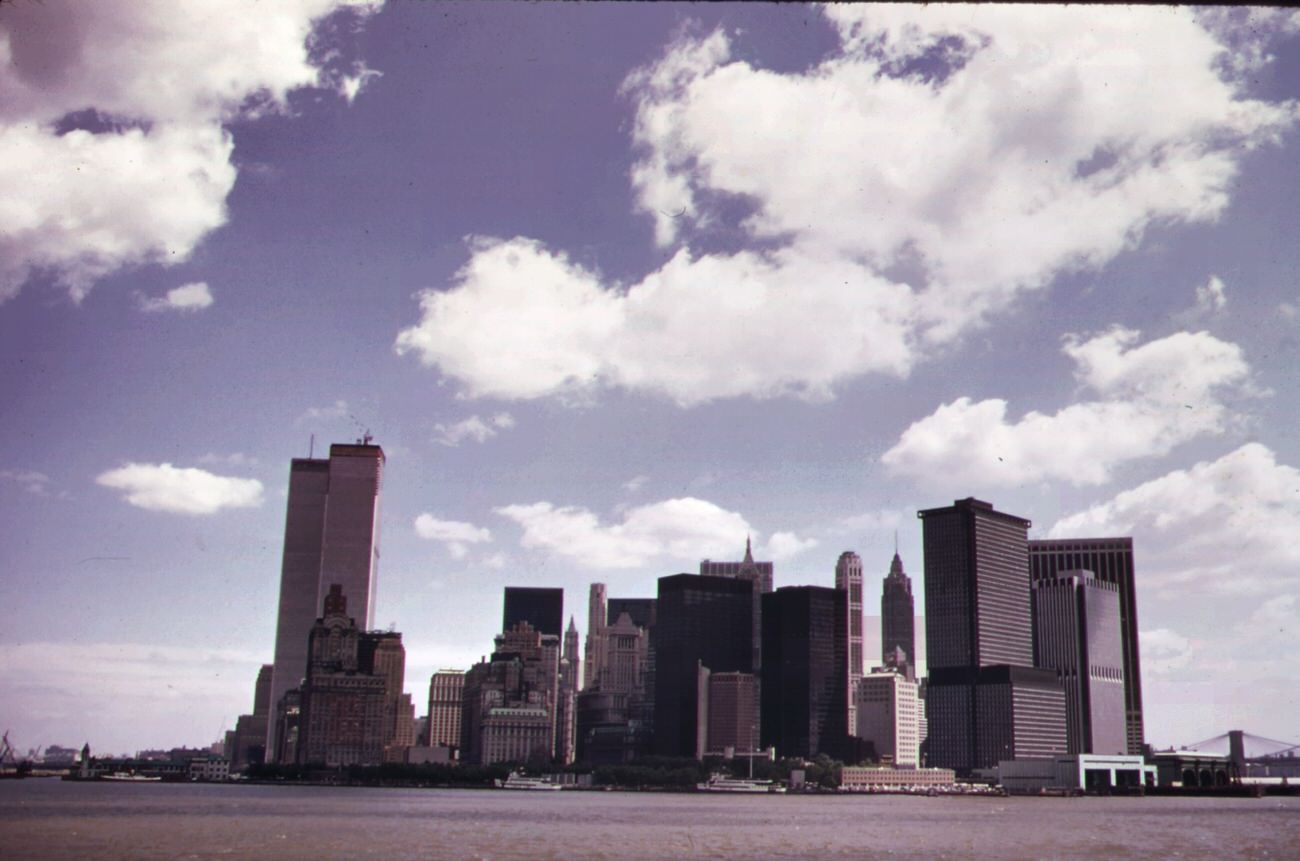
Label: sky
xmin=2 ymin=2 xmax=1299 ymax=757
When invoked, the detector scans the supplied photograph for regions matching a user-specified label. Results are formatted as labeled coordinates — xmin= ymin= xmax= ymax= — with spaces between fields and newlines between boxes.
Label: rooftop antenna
xmin=894 ymin=530 xmax=898 ymax=554
xmin=309 ymin=433 xmax=315 ymax=459
xmin=362 ymin=430 xmax=373 ymax=446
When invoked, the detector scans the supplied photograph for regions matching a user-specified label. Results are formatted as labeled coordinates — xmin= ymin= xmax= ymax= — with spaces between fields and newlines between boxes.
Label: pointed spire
xmin=743 ymin=535 xmax=754 ymax=564
xmin=567 ymin=615 xmax=577 ymax=633
xmin=889 ymin=549 xmax=905 ymax=577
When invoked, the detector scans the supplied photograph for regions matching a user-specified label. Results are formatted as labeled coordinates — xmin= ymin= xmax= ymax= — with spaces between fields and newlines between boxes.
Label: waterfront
xmin=2 ymin=781 xmax=1298 ymax=860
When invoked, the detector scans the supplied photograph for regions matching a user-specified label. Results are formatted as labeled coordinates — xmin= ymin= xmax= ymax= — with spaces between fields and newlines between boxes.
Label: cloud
xmin=396 ymin=7 xmax=1300 ymax=407
xmin=623 ymin=475 xmax=650 ymax=493
xmin=432 ymin=412 xmax=515 ymax=447
xmin=0 ymin=0 xmax=381 ymax=303
xmin=0 ymin=469 xmax=52 ymax=496
xmin=1049 ymin=443 xmax=1300 ymax=595
xmin=139 ymin=281 xmax=213 ymax=313
xmin=414 ymin=513 xmax=492 ymax=559
xmin=764 ymin=531 xmax=819 ymax=562
xmin=494 ymin=497 xmax=752 ymax=570
xmin=296 ymin=399 xmax=349 ymax=424
xmin=196 ymin=452 xmax=258 ymax=467
xmin=96 ymin=462 xmax=264 ymax=514
xmin=1141 ymin=628 xmax=1195 ymax=676
xmin=1193 ymin=275 xmax=1227 ymax=315
xmin=882 ymin=327 xmax=1254 ymax=487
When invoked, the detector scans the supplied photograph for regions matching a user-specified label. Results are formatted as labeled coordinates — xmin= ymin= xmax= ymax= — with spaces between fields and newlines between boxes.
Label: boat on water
xmin=101 ymin=772 xmax=163 ymax=783
xmin=696 ymin=775 xmax=786 ymax=794
xmin=496 ymin=772 xmax=562 ymax=791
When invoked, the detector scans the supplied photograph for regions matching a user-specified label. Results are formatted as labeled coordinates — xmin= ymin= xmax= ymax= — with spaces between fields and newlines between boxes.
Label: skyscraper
xmin=856 ymin=671 xmax=921 ymax=768
xmin=584 ymin=583 xmax=607 ymax=690
xmin=760 ymin=586 xmax=849 ymax=760
xmin=425 ymin=670 xmax=465 ymax=749
xmin=919 ymin=498 xmax=1066 ymax=773
xmin=653 ymin=573 xmax=752 ymax=758
xmin=503 ymin=586 xmax=564 ymax=637
xmin=881 ymin=550 xmax=916 ymax=681
xmin=834 ymin=551 xmax=864 ymax=731
xmin=1032 ymin=570 xmax=1127 ymax=755
xmin=1028 ymin=538 xmax=1144 ymax=755
xmin=267 ymin=441 xmax=384 ymax=761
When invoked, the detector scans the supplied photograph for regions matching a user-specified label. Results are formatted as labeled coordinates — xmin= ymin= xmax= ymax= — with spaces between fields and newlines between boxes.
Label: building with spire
xmin=267 ymin=440 xmax=385 ymax=762
xmin=834 ymin=551 xmax=864 ymax=731
xmin=881 ymin=548 xmax=916 ymax=681
xmin=700 ymin=538 xmax=773 ymax=738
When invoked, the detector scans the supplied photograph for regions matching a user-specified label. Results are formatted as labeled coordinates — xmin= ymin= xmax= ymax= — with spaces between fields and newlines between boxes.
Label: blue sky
xmin=2 ymin=2 xmax=1299 ymax=756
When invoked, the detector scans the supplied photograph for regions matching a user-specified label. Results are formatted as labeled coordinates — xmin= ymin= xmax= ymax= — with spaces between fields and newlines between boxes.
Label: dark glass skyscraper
xmin=881 ymin=551 xmax=915 ymax=680
xmin=919 ymin=498 xmax=1066 ymax=773
xmin=652 ymin=574 xmax=752 ymax=758
xmin=503 ymin=586 xmax=564 ymax=637
xmin=267 ymin=441 xmax=384 ymax=762
xmin=760 ymin=586 xmax=849 ymax=760
xmin=1028 ymin=538 xmax=1144 ymax=755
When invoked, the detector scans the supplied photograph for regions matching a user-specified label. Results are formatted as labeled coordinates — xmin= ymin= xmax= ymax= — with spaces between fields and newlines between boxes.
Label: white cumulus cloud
xmin=0 ymin=0 xmax=380 ymax=303
xmin=396 ymin=7 xmax=1300 ymax=407
xmin=1194 ymin=275 xmax=1228 ymax=315
xmin=882 ymin=327 xmax=1254 ymax=487
xmin=139 ymin=281 xmax=214 ymax=313
xmin=1049 ymin=443 xmax=1300 ymax=594
xmin=495 ymin=497 xmax=752 ymax=570
xmin=96 ymin=462 xmax=263 ymax=515
xmin=764 ymin=531 xmax=819 ymax=562
xmin=432 ymin=412 xmax=515 ymax=447
xmin=414 ymin=513 xmax=493 ymax=559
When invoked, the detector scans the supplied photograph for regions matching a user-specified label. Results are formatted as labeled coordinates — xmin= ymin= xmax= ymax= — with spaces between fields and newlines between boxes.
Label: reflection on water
xmin=2 ymin=780 xmax=1298 ymax=860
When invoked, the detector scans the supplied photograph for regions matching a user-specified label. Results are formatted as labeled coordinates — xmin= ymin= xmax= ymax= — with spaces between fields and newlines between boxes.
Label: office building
xmin=267 ymin=440 xmax=384 ymax=760
xmin=760 ymin=586 xmax=849 ymax=760
xmin=584 ymin=583 xmax=607 ymax=690
xmin=881 ymin=550 xmax=916 ymax=681
xmin=704 ymin=671 xmax=758 ymax=756
xmin=700 ymin=538 xmax=772 ymax=676
xmin=425 ymin=670 xmax=465 ymax=749
xmin=919 ymin=498 xmax=1067 ymax=773
xmin=653 ymin=574 xmax=753 ymax=758
xmin=460 ymin=621 xmax=561 ymax=766
xmin=296 ymin=585 xmax=390 ymax=767
xmin=1029 ymin=538 xmax=1144 ymax=755
xmin=228 ymin=664 xmax=273 ymax=772
xmin=1033 ymin=570 xmax=1127 ymax=755
xmin=856 ymin=670 xmax=921 ymax=768
xmin=503 ymin=586 xmax=564 ymax=638
xmin=577 ymin=595 xmax=654 ymax=762
xmin=835 ymin=551 xmax=864 ymax=731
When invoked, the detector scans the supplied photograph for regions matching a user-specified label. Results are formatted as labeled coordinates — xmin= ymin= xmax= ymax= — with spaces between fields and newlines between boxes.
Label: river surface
xmin=2 ymin=780 xmax=1298 ymax=860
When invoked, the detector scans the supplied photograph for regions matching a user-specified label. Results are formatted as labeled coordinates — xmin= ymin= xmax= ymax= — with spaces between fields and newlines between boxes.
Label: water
xmin=2 ymin=780 xmax=1298 ymax=860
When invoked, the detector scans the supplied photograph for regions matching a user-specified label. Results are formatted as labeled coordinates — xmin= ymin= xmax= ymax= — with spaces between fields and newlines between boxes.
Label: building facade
xmin=267 ymin=441 xmax=384 ymax=761
xmin=856 ymin=671 xmax=921 ymax=768
xmin=704 ymin=671 xmax=758 ymax=756
xmin=881 ymin=551 xmax=916 ymax=681
xmin=1029 ymin=538 xmax=1144 ymax=755
xmin=760 ymin=586 xmax=849 ymax=761
xmin=503 ymin=586 xmax=564 ymax=638
xmin=653 ymin=574 xmax=753 ymax=758
xmin=425 ymin=670 xmax=465 ymax=749
xmin=460 ymin=621 xmax=561 ymax=766
xmin=834 ymin=551 xmax=864 ymax=731
xmin=1032 ymin=570 xmax=1127 ymax=756
xmin=919 ymin=498 xmax=1067 ymax=773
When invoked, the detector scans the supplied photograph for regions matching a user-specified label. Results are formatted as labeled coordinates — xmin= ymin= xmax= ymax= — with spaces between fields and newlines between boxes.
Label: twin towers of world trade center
xmin=265 ymin=440 xmax=385 ymax=761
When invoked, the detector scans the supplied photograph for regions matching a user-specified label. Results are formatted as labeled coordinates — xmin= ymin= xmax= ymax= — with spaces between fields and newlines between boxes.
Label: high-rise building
xmin=700 ymin=538 xmax=773 ymax=677
xmin=1032 ymin=570 xmax=1127 ymax=755
xmin=460 ymin=621 xmax=562 ymax=766
xmin=1028 ymin=538 xmax=1144 ymax=755
xmin=835 ymin=551 xmax=864 ymax=731
xmin=881 ymin=550 xmax=916 ymax=681
xmin=229 ymin=664 xmax=273 ymax=772
xmin=760 ymin=586 xmax=849 ymax=760
xmin=583 ymin=583 xmax=607 ymax=690
xmin=503 ymin=586 xmax=564 ymax=637
xmin=704 ymin=672 xmax=758 ymax=756
xmin=267 ymin=441 xmax=384 ymax=760
xmin=919 ymin=498 xmax=1066 ymax=773
xmin=425 ymin=670 xmax=465 ymax=749
xmin=856 ymin=671 xmax=921 ymax=768
xmin=653 ymin=574 xmax=753 ymax=758
xmin=576 ymin=598 xmax=655 ymax=763
xmin=296 ymin=585 xmax=389 ymax=767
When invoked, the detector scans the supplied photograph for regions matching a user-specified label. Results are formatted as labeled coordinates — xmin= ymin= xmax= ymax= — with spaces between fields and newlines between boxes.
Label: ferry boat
xmin=696 ymin=775 xmax=785 ymax=794
xmin=101 ymin=772 xmax=163 ymax=783
xmin=496 ymin=772 xmax=562 ymax=791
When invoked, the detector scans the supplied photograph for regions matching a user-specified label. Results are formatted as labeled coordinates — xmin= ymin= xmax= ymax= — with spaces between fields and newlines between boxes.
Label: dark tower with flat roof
xmin=760 ymin=586 xmax=849 ymax=760
xmin=919 ymin=498 xmax=1066 ymax=773
xmin=503 ymin=586 xmax=564 ymax=638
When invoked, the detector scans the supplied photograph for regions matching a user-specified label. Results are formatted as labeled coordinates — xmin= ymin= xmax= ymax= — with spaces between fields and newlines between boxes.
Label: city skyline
xmin=3 ymin=3 xmax=1300 ymax=755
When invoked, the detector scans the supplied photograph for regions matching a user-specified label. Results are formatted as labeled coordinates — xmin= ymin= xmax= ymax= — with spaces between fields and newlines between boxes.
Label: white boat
xmin=101 ymin=771 xmax=162 ymax=783
xmin=497 ymin=772 xmax=562 ymax=791
xmin=696 ymin=775 xmax=785 ymax=794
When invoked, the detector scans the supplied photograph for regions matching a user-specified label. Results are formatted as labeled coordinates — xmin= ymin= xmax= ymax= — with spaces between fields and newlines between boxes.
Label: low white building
xmin=997 ymin=754 xmax=1155 ymax=794
xmin=189 ymin=756 xmax=229 ymax=782
xmin=855 ymin=671 xmax=920 ymax=768
xmin=841 ymin=766 xmax=956 ymax=790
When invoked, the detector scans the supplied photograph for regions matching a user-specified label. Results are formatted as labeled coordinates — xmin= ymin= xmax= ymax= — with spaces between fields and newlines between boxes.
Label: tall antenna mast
xmin=894 ymin=529 xmax=898 ymax=555
xmin=309 ymin=433 xmax=315 ymax=459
